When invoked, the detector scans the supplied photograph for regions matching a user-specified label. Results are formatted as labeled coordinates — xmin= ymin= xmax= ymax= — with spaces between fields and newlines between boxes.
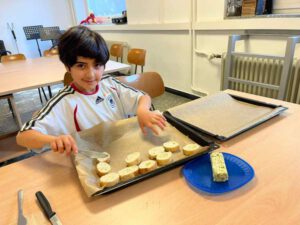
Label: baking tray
xmin=164 ymin=94 xmax=288 ymax=142
xmin=92 ymin=128 xmax=218 ymax=196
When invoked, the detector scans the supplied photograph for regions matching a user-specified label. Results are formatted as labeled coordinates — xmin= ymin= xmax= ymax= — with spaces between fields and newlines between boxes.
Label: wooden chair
xmin=43 ymin=48 xmax=59 ymax=57
xmin=63 ymin=72 xmax=73 ymax=86
xmin=116 ymin=72 xmax=164 ymax=99
xmin=0 ymin=54 xmax=26 ymax=120
xmin=43 ymin=48 xmax=59 ymax=97
xmin=1 ymin=54 xmax=26 ymax=62
xmin=0 ymin=40 xmax=12 ymax=62
xmin=127 ymin=48 xmax=146 ymax=74
xmin=110 ymin=44 xmax=123 ymax=62
xmin=1 ymin=54 xmax=48 ymax=104
xmin=63 ymin=71 xmax=164 ymax=99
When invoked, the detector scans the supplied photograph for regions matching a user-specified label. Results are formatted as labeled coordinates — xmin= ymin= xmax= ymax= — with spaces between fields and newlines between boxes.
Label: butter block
xmin=210 ymin=152 xmax=229 ymax=182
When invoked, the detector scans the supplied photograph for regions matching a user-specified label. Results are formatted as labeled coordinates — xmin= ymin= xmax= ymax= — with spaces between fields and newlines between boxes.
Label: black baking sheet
xmin=164 ymin=93 xmax=288 ymax=141
xmin=92 ymin=128 xmax=218 ymax=196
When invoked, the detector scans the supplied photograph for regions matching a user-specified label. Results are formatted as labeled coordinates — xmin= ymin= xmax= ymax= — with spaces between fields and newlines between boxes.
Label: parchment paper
xmin=72 ymin=116 xmax=208 ymax=197
xmin=168 ymin=92 xmax=285 ymax=139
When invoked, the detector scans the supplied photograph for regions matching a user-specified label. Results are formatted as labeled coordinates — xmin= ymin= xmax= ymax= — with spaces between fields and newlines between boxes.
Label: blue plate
xmin=182 ymin=152 xmax=255 ymax=194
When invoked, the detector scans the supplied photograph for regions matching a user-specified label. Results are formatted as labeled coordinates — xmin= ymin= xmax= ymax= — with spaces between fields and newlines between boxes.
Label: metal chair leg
xmin=47 ymin=86 xmax=52 ymax=98
xmin=41 ymin=87 xmax=48 ymax=102
xmin=38 ymin=88 xmax=43 ymax=104
xmin=7 ymin=98 xmax=14 ymax=117
xmin=7 ymin=95 xmax=22 ymax=129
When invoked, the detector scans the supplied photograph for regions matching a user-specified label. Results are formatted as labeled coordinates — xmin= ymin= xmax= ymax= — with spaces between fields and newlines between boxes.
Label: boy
xmin=17 ymin=26 xmax=166 ymax=155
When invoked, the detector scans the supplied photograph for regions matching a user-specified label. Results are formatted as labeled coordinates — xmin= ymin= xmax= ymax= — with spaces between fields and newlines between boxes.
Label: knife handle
xmin=35 ymin=191 xmax=56 ymax=220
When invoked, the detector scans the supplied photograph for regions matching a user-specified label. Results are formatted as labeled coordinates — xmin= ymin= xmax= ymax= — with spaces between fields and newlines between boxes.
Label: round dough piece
xmin=139 ymin=160 xmax=157 ymax=174
xmin=96 ymin=152 xmax=111 ymax=163
xmin=99 ymin=172 xmax=120 ymax=188
xmin=118 ymin=165 xmax=138 ymax=182
xmin=130 ymin=165 xmax=139 ymax=176
xmin=163 ymin=141 xmax=180 ymax=152
xmin=156 ymin=151 xmax=173 ymax=166
xmin=125 ymin=152 xmax=141 ymax=166
xmin=182 ymin=143 xmax=201 ymax=156
xmin=96 ymin=162 xmax=111 ymax=176
xmin=148 ymin=146 xmax=165 ymax=159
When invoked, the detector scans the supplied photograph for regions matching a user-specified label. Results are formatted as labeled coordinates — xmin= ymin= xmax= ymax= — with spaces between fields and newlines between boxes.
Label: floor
xmin=0 ymin=84 xmax=191 ymax=166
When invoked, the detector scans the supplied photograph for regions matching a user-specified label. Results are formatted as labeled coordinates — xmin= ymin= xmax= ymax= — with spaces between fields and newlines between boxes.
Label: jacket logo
xmin=107 ymin=95 xmax=116 ymax=108
xmin=95 ymin=96 xmax=104 ymax=104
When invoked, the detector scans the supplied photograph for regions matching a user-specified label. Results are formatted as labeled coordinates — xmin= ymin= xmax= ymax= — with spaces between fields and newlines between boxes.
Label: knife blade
xmin=35 ymin=191 xmax=63 ymax=225
xmin=41 ymin=144 xmax=108 ymax=159
xmin=79 ymin=149 xmax=109 ymax=159
xmin=17 ymin=190 xmax=27 ymax=225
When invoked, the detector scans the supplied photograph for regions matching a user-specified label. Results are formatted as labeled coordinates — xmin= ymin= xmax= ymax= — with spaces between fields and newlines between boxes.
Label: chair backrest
xmin=127 ymin=48 xmax=146 ymax=73
xmin=110 ymin=44 xmax=123 ymax=62
xmin=0 ymin=40 xmax=12 ymax=62
xmin=0 ymin=40 xmax=6 ymax=52
xmin=116 ymin=72 xmax=164 ymax=98
xmin=1 ymin=54 xmax=26 ymax=63
xmin=63 ymin=71 xmax=164 ymax=98
xmin=43 ymin=48 xmax=59 ymax=57
xmin=63 ymin=72 xmax=73 ymax=86
xmin=0 ymin=40 xmax=11 ymax=56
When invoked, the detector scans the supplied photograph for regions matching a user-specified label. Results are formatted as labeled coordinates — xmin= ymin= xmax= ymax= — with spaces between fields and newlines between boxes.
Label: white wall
xmin=87 ymin=0 xmax=300 ymax=96
xmin=126 ymin=0 xmax=191 ymax=24
xmin=92 ymin=0 xmax=194 ymax=94
xmin=0 ymin=0 xmax=75 ymax=58
xmin=192 ymin=0 xmax=300 ymax=95
xmin=100 ymin=30 xmax=192 ymax=92
xmin=8 ymin=0 xmax=296 ymax=96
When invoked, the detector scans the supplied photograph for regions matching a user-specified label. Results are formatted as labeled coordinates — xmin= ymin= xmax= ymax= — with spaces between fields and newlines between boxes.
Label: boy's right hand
xmin=50 ymin=135 xmax=78 ymax=155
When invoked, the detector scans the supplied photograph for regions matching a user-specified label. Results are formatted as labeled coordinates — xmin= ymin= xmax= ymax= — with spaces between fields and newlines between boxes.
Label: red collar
xmin=70 ymin=83 xmax=99 ymax=95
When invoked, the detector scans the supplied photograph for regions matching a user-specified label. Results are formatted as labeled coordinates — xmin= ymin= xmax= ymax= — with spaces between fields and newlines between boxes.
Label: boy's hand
xmin=137 ymin=109 xmax=166 ymax=135
xmin=50 ymin=135 xmax=78 ymax=155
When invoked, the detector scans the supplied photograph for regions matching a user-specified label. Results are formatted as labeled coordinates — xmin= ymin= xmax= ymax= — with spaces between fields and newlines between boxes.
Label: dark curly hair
xmin=58 ymin=26 xmax=109 ymax=68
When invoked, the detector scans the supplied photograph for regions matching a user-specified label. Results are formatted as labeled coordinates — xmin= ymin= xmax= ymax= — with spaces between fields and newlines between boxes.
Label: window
xmin=87 ymin=0 xmax=126 ymax=17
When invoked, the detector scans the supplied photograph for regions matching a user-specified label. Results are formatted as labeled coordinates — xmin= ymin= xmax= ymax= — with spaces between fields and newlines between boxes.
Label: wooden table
xmin=1 ymin=90 xmax=299 ymax=225
xmin=0 ymin=56 xmax=131 ymax=128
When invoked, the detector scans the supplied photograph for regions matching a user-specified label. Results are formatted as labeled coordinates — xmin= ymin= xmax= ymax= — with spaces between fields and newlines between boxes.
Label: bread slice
xmin=118 ymin=165 xmax=139 ymax=182
xmin=96 ymin=152 xmax=111 ymax=163
xmin=99 ymin=172 xmax=120 ymax=188
xmin=163 ymin=141 xmax=180 ymax=152
xmin=156 ymin=151 xmax=173 ymax=166
xmin=125 ymin=152 xmax=141 ymax=166
xmin=96 ymin=162 xmax=111 ymax=176
xmin=139 ymin=160 xmax=157 ymax=174
xmin=182 ymin=143 xmax=201 ymax=156
xmin=148 ymin=146 xmax=165 ymax=159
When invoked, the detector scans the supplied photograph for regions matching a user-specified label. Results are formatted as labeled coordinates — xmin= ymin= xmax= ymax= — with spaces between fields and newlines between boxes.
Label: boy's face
xmin=67 ymin=56 xmax=105 ymax=93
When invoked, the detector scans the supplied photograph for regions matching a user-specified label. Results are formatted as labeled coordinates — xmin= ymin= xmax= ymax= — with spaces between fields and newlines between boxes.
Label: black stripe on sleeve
xmin=20 ymin=86 xmax=75 ymax=132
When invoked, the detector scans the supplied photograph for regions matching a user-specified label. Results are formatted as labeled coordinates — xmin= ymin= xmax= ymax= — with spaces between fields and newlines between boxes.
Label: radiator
xmin=222 ymin=55 xmax=300 ymax=104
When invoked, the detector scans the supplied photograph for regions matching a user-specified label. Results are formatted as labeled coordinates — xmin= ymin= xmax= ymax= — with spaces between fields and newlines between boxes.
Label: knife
xmin=41 ymin=144 xmax=108 ymax=159
xmin=18 ymin=190 xmax=27 ymax=225
xmin=79 ymin=149 xmax=109 ymax=159
xmin=35 ymin=191 xmax=63 ymax=225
